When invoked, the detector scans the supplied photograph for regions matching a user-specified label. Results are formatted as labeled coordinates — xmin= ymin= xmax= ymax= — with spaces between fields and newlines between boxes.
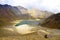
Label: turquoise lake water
xmin=15 ymin=20 xmax=40 ymax=26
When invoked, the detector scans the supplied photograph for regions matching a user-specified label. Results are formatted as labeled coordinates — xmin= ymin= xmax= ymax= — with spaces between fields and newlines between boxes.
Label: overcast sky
xmin=0 ymin=0 xmax=60 ymax=13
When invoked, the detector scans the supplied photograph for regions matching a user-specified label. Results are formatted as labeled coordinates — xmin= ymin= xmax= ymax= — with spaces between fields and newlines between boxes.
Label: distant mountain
xmin=28 ymin=9 xmax=54 ymax=19
xmin=14 ymin=6 xmax=27 ymax=14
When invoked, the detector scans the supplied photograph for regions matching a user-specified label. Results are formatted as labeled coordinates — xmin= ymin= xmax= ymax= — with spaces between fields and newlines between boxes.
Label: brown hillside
xmin=40 ymin=13 xmax=60 ymax=29
xmin=0 ymin=4 xmax=28 ymax=26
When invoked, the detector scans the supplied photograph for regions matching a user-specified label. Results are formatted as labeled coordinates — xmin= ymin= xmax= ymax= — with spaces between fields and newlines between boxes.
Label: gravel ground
xmin=0 ymin=27 xmax=60 ymax=40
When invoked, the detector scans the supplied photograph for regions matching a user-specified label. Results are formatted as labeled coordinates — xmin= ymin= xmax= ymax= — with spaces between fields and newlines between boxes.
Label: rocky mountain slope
xmin=0 ymin=4 xmax=54 ymax=27
xmin=0 ymin=4 xmax=29 ymax=26
xmin=40 ymin=13 xmax=60 ymax=29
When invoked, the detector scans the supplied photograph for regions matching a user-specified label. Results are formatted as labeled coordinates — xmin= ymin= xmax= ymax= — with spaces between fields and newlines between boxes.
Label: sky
xmin=0 ymin=0 xmax=60 ymax=13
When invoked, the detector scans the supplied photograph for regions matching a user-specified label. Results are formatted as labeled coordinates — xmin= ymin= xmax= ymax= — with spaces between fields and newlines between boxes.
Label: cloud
xmin=25 ymin=0 xmax=60 ymax=13
xmin=39 ymin=0 xmax=60 ymax=13
xmin=0 ymin=0 xmax=60 ymax=13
